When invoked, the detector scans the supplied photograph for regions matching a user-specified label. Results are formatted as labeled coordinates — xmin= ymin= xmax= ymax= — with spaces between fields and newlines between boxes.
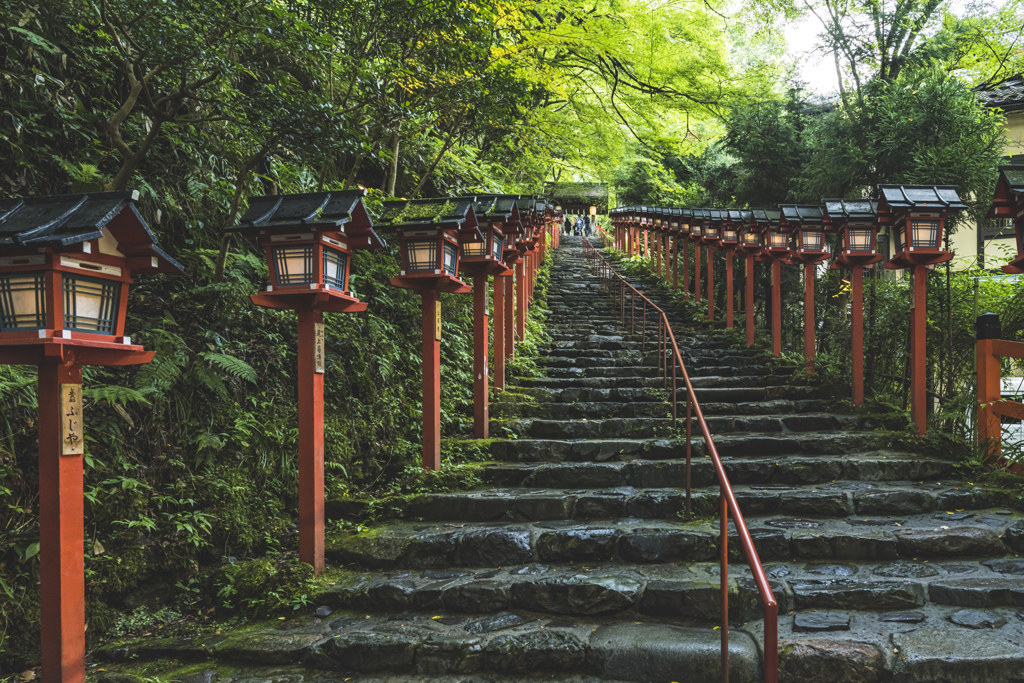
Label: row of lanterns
xmin=0 ymin=189 xmax=560 ymax=683
xmin=609 ymin=184 xmax=980 ymax=441
xmin=611 ymin=166 xmax=1024 ymax=439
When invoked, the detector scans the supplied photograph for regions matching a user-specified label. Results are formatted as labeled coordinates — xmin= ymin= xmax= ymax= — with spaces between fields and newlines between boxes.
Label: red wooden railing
xmin=582 ymin=236 xmax=779 ymax=683
xmin=976 ymin=312 xmax=1024 ymax=474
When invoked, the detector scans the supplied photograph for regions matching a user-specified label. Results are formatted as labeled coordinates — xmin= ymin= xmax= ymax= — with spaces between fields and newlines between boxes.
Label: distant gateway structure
xmin=543 ymin=181 xmax=609 ymax=215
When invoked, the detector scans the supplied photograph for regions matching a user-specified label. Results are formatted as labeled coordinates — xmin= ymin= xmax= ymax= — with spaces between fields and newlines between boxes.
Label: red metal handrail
xmin=581 ymin=236 xmax=778 ymax=683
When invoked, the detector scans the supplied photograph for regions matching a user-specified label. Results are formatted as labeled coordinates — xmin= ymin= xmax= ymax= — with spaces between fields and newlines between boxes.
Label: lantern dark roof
xmin=377 ymin=196 xmax=477 ymax=230
xmin=461 ymin=194 xmax=523 ymax=234
xmin=228 ymin=190 xmax=384 ymax=249
xmin=693 ymin=209 xmax=711 ymax=221
xmin=0 ymin=191 xmax=181 ymax=274
xmin=780 ymin=205 xmax=825 ymax=225
xmin=750 ymin=208 xmax=781 ymax=225
xmin=516 ymin=196 xmax=537 ymax=214
xmin=1002 ymin=166 xmax=1024 ymax=193
xmin=822 ymin=199 xmax=878 ymax=220
xmin=877 ymin=185 xmax=966 ymax=211
xmin=975 ymin=75 xmax=1024 ymax=113
xmin=671 ymin=208 xmax=682 ymax=216
xmin=708 ymin=209 xmax=725 ymax=221
xmin=986 ymin=165 xmax=1024 ymax=219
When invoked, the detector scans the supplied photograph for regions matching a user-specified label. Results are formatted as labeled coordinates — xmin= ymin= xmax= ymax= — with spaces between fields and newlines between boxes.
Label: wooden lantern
xmin=230 ymin=191 xmax=383 ymax=314
xmin=878 ymin=185 xmax=966 ymax=436
xmin=229 ymin=191 xmax=383 ymax=575
xmin=780 ymin=204 xmax=828 ymax=373
xmin=879 ymin=185 xmax=964 ymax=270
xmin=457 ymin=195 xmax=516 ymax=439
xmin=378 ymin=197 xmax=480 ymax=471
xmin=987 ymin=165 xmax=1024 ymax=274
xmin=751 ymin=208 xmax=785 ymax=356
xmin=823 ymin=198 xmax=883 ymax=405
xmin=0 ymin=191 xmax=181 ymax=683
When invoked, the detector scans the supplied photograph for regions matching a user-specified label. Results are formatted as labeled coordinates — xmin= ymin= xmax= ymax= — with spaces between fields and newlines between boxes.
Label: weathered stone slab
xmin=892 ymin=627 xmax=1024 ymax=682
xmin=894 ymin=527 xmax=1005 ymax=558
xmin=590 ymin=622 xmax=760 ymax=683
xmin=780 ymin=640 xmax=884 ymax=683
xmin=793 ymin=611 xmax=850 ymax=632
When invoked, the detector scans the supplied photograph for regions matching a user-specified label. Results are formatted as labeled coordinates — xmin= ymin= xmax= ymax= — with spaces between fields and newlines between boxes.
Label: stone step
xmin=400 ymin=481 xmax=1015 ymax=524
xmin=96 ymin=613 xmax=760 ymax=682
xmin=493 ymin=398 xmax=833 ymax=419
xmin=504 ymin=413 xmax=871 ymax=440
xmin=324 ymin=513 xmax=1024 ymax=570
xmin=310 ymin=559 xmax=1024 ymax=626
xmin=514 ymin=376 xmax=803 ymax=392
xmin=482 ymin=453 xmax=956 ymax=488
xmin=489 ymin=431 xmax=894 ymax=463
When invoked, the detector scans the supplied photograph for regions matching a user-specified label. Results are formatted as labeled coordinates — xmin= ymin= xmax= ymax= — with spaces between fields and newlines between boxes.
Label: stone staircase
xmin=95 ymin=236 xmax=1024 ymax=682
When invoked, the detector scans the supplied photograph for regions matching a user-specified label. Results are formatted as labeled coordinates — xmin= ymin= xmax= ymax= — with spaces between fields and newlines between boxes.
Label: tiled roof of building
xmin=976 ymin=75 xmax=1024 ymax=112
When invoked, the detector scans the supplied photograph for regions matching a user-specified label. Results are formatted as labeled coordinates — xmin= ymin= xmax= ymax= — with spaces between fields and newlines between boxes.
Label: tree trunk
xmin=214 ymin=153 xmax=271 ymax=281
xmin=342 ymin=153 xmax=365 ymax=190
xmin=412 ymin=130 xmax=458 ymax=199
xmin=386 ymin=132 xmax=400 ymax=197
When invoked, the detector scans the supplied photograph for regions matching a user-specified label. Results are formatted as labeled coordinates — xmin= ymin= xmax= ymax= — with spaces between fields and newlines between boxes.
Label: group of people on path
xmin=564 ymin=214 xmax=596 ymax=236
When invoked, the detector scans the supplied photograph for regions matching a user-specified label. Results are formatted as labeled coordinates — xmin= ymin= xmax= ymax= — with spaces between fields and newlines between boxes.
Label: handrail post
xmin=672 ymin=358 xmax=677 ymax=426
xmin=685 ymin=395 xmax=692 ymax=521
xmin=764 ymin=602 xmax=779 ymax=683
xmin=977 ymin=312 xmax=1002 ymax=459
xmin=721 ymin=489 xmax=729 ymax=683
xmin=642 ymin=302 xmax=647 ymax=353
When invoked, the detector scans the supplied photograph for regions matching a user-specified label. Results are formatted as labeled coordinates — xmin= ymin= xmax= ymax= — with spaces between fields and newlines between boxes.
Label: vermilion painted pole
xmin=707 ymin=247 xmax=714 ymax=321
xmin=297 ymin=309 xmax=325 ymax=573
xmin=493 ymin=273 xmax=506 ymax=391
xmin=655 ymin=232 xmax=661 ymax=276
xmin=725 ymin=253 xmax=734 ymax=328
xmin=745 ymin=255 xmax=755 ymax=347
xmin=644 ymin=229 xmax=649 ymax=257
xmin=516 ymin=259 xmax=526 ymax=342
xmin=505 ymin=272 xmax=515 ymax=360
xmin=39 ymin=361 xmax=85 ymax=683
xmin=672 ymin=235 xmax=679 ymax=290
xmin=682 ymin=240 xmax=689 ymax=299
xmin=804 ymin=263 xmax=815 ymax=375
xmin=627 ymin=227 xmax=633 ymax=257
xmin=911 ymin=264 xmax=927 ymax=436
xmin=851 ymin=267 xmax=864 ymax=403
xmin=422 ymin=291 xmax=442 ymax=471
xmin=472 ymin=275 xmax=489 ymax=438
xmin=695 ymin=243 xmax=702 ymax=304
xmin=772 ymin=259 xmax=782 ymax=357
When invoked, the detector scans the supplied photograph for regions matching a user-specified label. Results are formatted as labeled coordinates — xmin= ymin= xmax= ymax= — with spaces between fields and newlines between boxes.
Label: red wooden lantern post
xmin=652 ymin=210 xmax=663 ymax=277
xmin=702 ymin=209 xmax=723 ymax=321
xmin=737 ymin=213 xmax=762 ymax=347
xmin=0 ymin=192 xmax=182 ymax=683
xmin=379 ymin=198 xmax=480 ymax=469
xmin=880 ymin=185 xmax=965 ymax=436
xmin=753 ymin=209 xmax=787 ymax=357
xmin=679 ymin=209 xmax=693 ymax=299
xmin=459 ymin=195 xmax=519 ymax=437
xmin=669 ymin=209 xmax=682 ymax=289
xmin=824 ymin=199 xmax=882 ymax=403
xmin=989 ymin=165 xmax=1024 ymax=273
xmin=230 ymin=191 xmax=383 ymax=573
xmin=720 ymin=211 xmax=743 ymax=328
xmin=781 ymin=205 xmax=828 ymax=374
xmin=691 ymin=209 xmax=706 ymax=304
